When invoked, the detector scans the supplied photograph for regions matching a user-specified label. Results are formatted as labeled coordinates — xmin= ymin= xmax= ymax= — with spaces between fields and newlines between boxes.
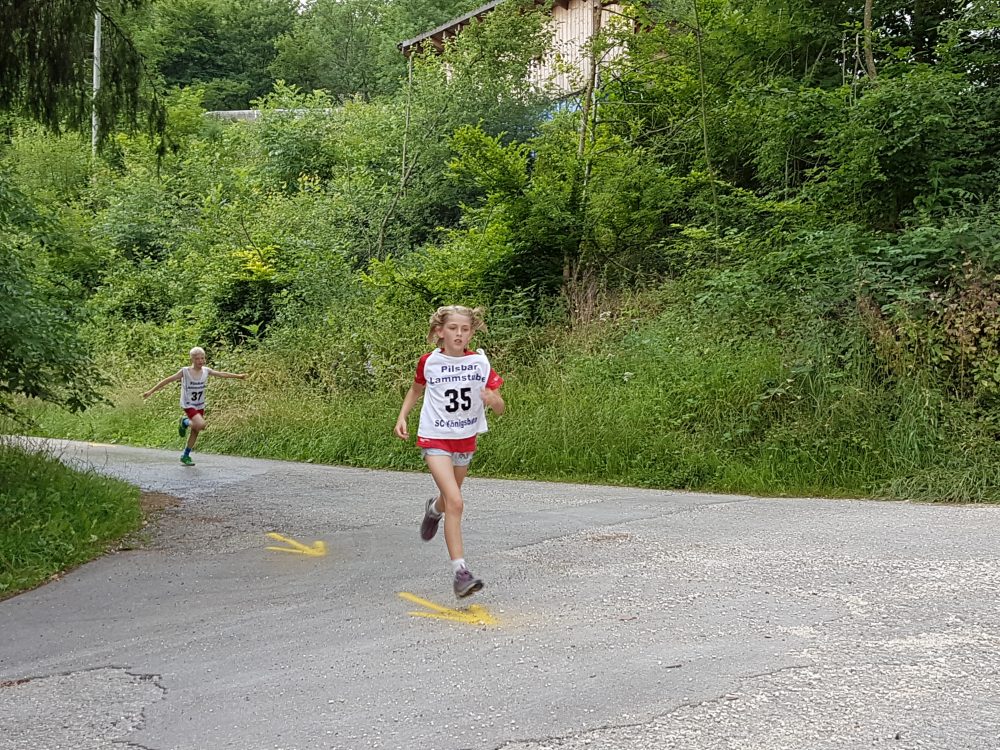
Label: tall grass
xmin=28 ymin=291 xmax=1000 ymax=502
xmin=0 ymin=440 xmax=142 ymax=597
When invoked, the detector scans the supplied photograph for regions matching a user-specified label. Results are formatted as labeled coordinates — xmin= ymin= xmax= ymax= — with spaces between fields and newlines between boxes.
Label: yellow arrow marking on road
xmin=398 ymin=592 xmax=498 ymax=627
xmin=266 ymin=532 xmax=326 ymax=557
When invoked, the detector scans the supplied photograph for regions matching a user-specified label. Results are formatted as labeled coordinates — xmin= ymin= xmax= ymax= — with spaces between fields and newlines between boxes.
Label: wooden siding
xmin=533 ymin=0 xmax=626 ymax=95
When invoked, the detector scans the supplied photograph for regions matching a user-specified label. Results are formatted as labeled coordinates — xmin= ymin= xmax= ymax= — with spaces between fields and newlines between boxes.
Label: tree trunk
xmin=863 ymin=0 xmax=877 ymax=80
xmin=576 ymin=1 xmax=603 ymax=160
xmin=691 ymin=0 xmax=719 ymax=226
xmin=565 ymin=1 xmax=605 ymax=314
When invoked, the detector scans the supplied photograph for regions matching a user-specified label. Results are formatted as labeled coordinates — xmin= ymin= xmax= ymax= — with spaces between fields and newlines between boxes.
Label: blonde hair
xmin=427 ymin=305 xmax=487 ymax=345
xmin=189 ymin=347 xmax=206 ymax=358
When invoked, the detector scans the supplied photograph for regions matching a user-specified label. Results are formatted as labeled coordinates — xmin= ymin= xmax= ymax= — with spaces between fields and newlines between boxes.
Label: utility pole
xmin=92 ymin=8 xmax=102 ymax=155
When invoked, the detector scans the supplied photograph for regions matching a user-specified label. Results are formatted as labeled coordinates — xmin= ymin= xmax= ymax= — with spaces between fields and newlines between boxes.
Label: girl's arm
xmin=208 ymin=369 xmax=247 ymax=380
xmin=394 ymin=382 xmax=425 ymax=440
xmin=481 ymin=386 xmax=505 ymax=416
xmin=142 ymin=371 xmax=182 ymax=400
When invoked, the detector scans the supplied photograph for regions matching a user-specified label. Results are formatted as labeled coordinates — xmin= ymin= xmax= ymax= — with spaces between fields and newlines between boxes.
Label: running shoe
xmin=453 ymin=567 xmax=484 ymax=598
xmin=420 ymin=496 xmax=442 ymax=541
xmin=180 ymin=454 xmax=195 ymax=466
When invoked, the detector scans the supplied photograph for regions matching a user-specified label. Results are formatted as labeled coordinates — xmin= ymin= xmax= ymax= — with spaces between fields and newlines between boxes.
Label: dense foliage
xmin=0 ymin=0 xmax=166 ymax=147
xmin=0 ymin=173 xmax=108 ymax=416
xmin=3 ymin=0 xmax=1000 ymax=501
xmin=132 ymin=0 xmax=482 ymax=109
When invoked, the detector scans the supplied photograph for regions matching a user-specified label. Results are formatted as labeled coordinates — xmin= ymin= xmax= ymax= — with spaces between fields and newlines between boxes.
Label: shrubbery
xmin=5 ymin=0 xmax=1000 ymax=502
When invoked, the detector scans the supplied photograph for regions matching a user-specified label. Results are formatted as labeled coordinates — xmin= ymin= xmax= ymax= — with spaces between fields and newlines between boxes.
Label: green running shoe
xmin=178 ymin=417 xmax=188 ymax=438
xmin=180 ymin=454 xmax=195 ymax=466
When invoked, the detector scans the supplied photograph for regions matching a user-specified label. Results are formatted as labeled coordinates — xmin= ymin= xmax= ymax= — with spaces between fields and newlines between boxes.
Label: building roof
xmin=398 ymin=1 xmax=502 ymax=57
xmin=398 ymin=1 xmax=603 ymax=57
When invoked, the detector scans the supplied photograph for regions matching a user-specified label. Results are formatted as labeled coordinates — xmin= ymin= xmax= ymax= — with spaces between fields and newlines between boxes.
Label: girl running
xmin=394 ymin=306 xmax=505 ymax=598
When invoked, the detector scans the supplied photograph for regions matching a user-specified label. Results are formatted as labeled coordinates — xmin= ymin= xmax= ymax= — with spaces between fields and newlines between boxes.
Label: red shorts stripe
xmin=417 ymin=435 xmax=478 ymax=452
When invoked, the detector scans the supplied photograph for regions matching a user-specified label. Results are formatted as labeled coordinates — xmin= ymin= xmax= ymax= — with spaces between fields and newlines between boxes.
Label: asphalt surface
xmin=1 ymin=438 xmax=998 ymax=750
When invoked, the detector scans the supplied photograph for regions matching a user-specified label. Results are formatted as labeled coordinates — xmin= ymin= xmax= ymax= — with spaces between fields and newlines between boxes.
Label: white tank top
xmin=180 ymin=367 xmax=211 ymax=410
xmin=418 ymin=349 xmax=492 ymax=440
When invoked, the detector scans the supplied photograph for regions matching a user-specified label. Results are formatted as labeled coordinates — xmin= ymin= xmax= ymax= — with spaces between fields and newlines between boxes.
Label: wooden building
xmin=398 ymin=0 xmax=628 ymax=96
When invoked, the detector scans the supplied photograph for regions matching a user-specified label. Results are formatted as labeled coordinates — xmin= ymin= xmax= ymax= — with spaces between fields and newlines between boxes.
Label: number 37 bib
xmin=418 ymin=350 xmax=492 ymax=440
xmin=180 ymin=366 xmax=210 ymax=410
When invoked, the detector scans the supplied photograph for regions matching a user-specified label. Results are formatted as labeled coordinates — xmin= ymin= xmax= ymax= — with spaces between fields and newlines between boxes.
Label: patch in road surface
xmin=0 ymin=667 xmax=166 ymax=750
xmin=498 ymin=646 xmax=1000 ymax=750
xmin=140 ymin=491 xmax=182 ymax=515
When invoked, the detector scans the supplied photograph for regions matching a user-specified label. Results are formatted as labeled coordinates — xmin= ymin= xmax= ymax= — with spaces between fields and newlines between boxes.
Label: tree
xmin=138 ymin=0 xmax=296 ymax=111
xmin=270 ymin=0 xmax=387 ymax=102
xmin=143 ymin=0 xmax=228 ymax=89
xmin=0 ymin=0 xmax=165 ymax=147
xmin=0 ymin=1 xmax=166 ymax=417
xmin=0 ymin=175 xmax=106 ymax=416
xmin=270 ymin=0 xmax=478 ymax=102
xmin=369 ymin=0 xmax=550 ymax=258
xmin=219 ymin=0 xmax=296 ymax=107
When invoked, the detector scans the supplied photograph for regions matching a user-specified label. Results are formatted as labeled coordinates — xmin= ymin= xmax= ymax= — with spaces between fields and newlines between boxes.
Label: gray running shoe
xmin=453 ymin=567 xmax=483 ymax=598
xmin=420 ymin=496 xmax=442 ymax=541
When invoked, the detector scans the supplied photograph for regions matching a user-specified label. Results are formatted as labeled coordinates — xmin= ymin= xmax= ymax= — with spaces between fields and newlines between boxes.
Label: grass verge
xmin=0 ymin=439 xmax=142 ymax=599
xmin=27 ymin=309 xmax=1000 ymax=503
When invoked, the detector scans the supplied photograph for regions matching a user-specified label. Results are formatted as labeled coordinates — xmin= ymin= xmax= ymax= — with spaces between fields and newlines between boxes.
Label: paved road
xmin=1 ymin=439 xmax=999 ymax=750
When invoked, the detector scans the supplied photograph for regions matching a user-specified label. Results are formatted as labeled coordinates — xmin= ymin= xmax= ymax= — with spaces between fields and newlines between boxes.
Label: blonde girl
xmin=394 ymin=306 xmax=505 ymax=597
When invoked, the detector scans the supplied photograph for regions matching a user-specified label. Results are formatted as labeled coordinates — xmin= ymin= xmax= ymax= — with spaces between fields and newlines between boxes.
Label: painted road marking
xmin=398 ymin=592 xmax=498 ymax=627
xmin=266 ymin=532 xmax=326 ymax=557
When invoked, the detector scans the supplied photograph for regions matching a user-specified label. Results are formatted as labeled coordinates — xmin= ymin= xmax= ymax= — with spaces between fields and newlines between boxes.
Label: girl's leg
xmin=424 ymin=454 xmax=467 ymax=561
xmin=429 ymin=464 xmax=469 ymax=514
xmin=426 ymin=455 xmax=482 ymax=597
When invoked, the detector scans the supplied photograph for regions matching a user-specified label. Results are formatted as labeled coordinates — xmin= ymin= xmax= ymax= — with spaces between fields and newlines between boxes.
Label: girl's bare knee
xmin=442 ymin=494 xmax=464 ymax=516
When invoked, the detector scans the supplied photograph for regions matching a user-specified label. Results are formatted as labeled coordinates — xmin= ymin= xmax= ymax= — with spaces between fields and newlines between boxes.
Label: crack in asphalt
xmin=487 ymin=688 xmax=755 ymax=750
xmin=486 ymin=651 xmax=970 ymax=750
xmin=740 ymin=662 xmax=817 ymax=681
xmin=0 ymin=666 xmax=167 ymax=750
xmin=502 ymin=499 xmax=755 ymax=553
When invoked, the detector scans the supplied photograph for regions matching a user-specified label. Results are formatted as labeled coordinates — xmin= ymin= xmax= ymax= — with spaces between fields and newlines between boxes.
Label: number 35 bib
xmin=418 ymin=350 xmax=492 ymax=440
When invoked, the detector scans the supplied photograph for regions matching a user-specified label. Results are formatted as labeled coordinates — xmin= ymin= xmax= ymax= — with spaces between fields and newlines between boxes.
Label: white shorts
xmin=421 ymin=448 xmax=475 ymax=467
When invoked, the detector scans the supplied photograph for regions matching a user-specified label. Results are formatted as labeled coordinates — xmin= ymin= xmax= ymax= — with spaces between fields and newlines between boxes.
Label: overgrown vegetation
xmin=0 ymin=440 xmax=141 ymax=598
xmin=4 ymin=0 xmax=1000 ymax=506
